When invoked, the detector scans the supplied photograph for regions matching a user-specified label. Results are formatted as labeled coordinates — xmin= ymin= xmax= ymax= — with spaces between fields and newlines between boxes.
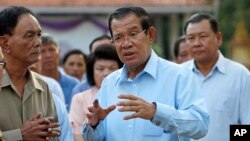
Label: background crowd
xmin=0 ymin=5 xmax=249 ymax=141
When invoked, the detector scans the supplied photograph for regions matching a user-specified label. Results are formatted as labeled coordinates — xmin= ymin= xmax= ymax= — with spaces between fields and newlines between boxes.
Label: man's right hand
xmin=21 ymin=113 xmax=60 ymax=141
xmin=86 ymin=99 xmax=116 ymax=127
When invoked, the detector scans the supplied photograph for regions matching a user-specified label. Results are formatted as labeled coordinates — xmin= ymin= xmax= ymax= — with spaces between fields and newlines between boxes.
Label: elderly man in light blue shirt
xmin=182 ymin=13 xmax=250 ymax=141
xmin=82 ymin=6 xmax=209 ymax=141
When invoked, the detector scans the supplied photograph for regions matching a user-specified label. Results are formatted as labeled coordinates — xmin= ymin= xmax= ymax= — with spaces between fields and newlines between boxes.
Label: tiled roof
xmin=0 ymin=0 xmax=211 ymax=7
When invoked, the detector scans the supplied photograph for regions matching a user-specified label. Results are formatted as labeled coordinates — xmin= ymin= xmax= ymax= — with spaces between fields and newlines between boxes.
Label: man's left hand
xmin=117 ymin=94 xmax=156 ymax=120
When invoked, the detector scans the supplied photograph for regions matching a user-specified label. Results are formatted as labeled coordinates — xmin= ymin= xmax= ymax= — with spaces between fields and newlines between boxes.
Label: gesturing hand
xmin=86 ymin=99 xmax=116 ymax=127
xmin=117 ymin=94 xmax=156 ymax=120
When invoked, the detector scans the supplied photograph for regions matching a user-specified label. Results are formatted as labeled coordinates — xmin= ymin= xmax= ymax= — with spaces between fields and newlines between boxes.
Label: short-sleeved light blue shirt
xmin=52 ymin=94 xmax=74 ymax=141
xmin=58 ymin=71 xmax=79 ymax=111
xmin=83 ymin=51 xmax=209 ymax=141
xmin=41 ymin=75 xmax=65 ymax=104
xmin=72 ymin=79 xmax=91 ymax=95
xmin=182 ymin=52 xmax=250 ymax=141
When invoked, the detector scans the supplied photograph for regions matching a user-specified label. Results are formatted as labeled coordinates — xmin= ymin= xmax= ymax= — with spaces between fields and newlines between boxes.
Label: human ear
xmin=0 ymin=35 xmax=10 ymax=53
xmin=147 ymin=27 xmax=156 ymax=44
xmin=0 ymin=36 xmax=6 ymax=48
xmin=216 ymin=32 xmax=223 ymax=48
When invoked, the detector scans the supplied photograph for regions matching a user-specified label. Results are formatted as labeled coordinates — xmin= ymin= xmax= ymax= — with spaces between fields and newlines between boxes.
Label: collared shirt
xmin=58 ymin=70 xmax=79 ymax=111
xmin=83 ymin=51 xmax=209 ymax=141
xmin=52 ymin=94 xmax=74 ymax=141
xmin=0 ymin=70 xmax=58 ymax=141
xmin=69 ymin=87 xmax=98 ymax=136
xmin=182 ymin=52 xmax=250 ymax=141
xmin=41 ymin=75 xmax=65 ymax=104
xmin=72 ymin=79 xmax=91 ymax=95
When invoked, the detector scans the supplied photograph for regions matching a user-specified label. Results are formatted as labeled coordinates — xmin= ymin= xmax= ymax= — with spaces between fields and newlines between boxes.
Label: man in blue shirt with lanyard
xmin=82 ymin=6 xmax=209 ymax=141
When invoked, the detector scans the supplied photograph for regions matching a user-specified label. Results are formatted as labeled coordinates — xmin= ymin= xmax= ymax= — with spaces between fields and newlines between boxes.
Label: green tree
xmin=218 ymin=0 xmax=250 ymax=56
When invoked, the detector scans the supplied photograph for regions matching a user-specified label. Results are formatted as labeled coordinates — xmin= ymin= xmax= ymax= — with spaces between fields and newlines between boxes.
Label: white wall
xmin=39 ymin=15 xmax=110 ymax=59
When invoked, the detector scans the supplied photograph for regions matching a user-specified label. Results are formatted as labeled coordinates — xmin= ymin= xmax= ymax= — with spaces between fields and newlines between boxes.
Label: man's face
xmin=111 ymin=14 xmax=154 ymax=71
xmin=40 ymin=43 xmax=60 ymax=71
xmin=176 ymin=41 xmax=192 ymax=64
xmin=4 ymin=14 xmax=42 ymax=67
xmin=185 ymin=19 xmax=222 ymax=64
xmin=63 ymin=54 xmax=86 ymax=80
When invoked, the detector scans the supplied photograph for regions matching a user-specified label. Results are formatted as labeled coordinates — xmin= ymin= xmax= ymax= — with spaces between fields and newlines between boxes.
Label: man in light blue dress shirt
xmin=52 ymin=94 xmax=74 ymax=141
xmin=182 ymin=13 xmax=250 ymax=141
xmin=82 ymin=6 xmax=209 ymax=141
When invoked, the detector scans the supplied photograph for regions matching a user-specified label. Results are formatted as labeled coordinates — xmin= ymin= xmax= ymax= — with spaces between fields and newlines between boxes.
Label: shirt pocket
xmin=212 ymin=92 xmax=238 ymax=123
xmin=143 ymin=121 xmax=163 ymax=136
xmin=213 ymin=92 xmax=237 ymax=112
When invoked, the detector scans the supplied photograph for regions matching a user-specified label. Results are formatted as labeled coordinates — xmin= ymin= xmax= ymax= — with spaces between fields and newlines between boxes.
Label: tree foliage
xmin=218 ymin=0 xmax=250 ymax=56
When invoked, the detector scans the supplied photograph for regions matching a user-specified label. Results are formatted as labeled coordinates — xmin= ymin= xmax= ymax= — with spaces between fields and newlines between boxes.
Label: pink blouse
xmin=69 ymin=86 xmax=99 ymax=136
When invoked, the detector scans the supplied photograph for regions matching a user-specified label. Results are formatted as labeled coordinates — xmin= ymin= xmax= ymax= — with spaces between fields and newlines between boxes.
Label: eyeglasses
xmin=112 ymin=30 xmax=146 ymax=45
xmin=0 ymin=61 xmax=6 ymax=69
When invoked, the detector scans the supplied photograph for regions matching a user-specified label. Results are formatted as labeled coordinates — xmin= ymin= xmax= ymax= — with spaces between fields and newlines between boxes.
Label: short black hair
xmin=184 ymin=13 xmax=219 ymax=35
xmin=108 ymin=6 xmax=153 ymax=37
xmin=0 ymin=6 xmax=35 ymax=36
xmin=87 ymin=44 xmax=123 ymax=86
xmin=62 ymin=49 xmax=87 ymax=65
xmin=89 ymin=34 xmax=111 ymax=52
xmin=173 ymin=36 xmax=186 ymax=58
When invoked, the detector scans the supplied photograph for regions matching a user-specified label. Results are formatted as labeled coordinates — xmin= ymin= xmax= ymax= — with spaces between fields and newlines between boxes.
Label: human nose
xmin=193 ymin=37 xmax=202 ymax=47
xmin=34 ymin=36 xmax=42 ymax=48
xmin=124 ymin=36 xmax=133 ymax=43
xmin=72 ymin=65 xmax=79 ymax=71
xmin=42 ymin=50 xmax=52 ymax=57
xmin=121 ymin=36 xmax=133 ymax=48
xmin=103 ymin=69 xmax=112 ymax=77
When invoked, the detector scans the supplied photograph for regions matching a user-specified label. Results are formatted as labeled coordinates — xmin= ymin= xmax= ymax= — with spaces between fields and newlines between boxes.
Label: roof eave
xmin=0 ymin=6 xmax=213 ymax=14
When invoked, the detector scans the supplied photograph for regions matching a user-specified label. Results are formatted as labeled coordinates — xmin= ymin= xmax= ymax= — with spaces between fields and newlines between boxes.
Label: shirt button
xmin=128 ymin=124 xmax=133 ymax=128
xmin=132 ymin=84 xmax=136 ymax=87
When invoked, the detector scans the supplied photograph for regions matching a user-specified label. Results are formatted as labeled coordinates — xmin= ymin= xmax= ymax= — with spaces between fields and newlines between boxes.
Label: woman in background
xmin=69 ymin=44 xmax=123 ymax=141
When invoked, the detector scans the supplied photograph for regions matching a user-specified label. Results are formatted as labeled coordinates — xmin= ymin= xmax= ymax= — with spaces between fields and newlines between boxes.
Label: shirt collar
xmin=1 ymin=69 xmax=44 ymax=92
xmin=30 ymin=71 xmax=45 ymax=91
xmin=118 ymin=50 xmax=158 ymax=82
xmin=2 ymin=69 xmax=12 ymax=88
xmin=189 ymin=51 xmax=226 ymax=75
xmin=215 ymin=52 xmax=226 ymax=74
